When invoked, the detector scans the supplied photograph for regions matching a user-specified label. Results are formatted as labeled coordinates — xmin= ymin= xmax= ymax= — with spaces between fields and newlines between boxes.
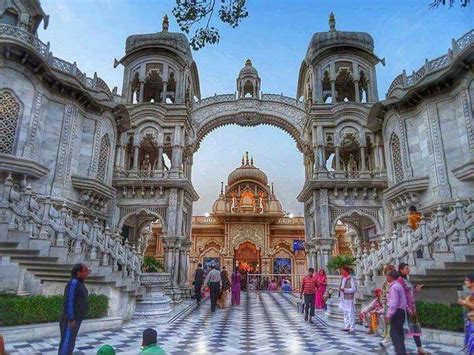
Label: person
xmin=314 ymin=269 xmax=328 ymax=310
xmin=217 ymin=266 xmax=231 ymax=308
xmin=338 ymin=266 xmax=357 ymax=334
xmin=139 ymin=328 xmax=165 ymax=354
xmin=58 ymin=263 xmax=90 ymax=355
xmin=458 ymin=273 xmax=474 ymax=354
xmin=204 ymin=264 xmax=221 ymax=312
xmin=380 ymin=264 xmax=396 ymax=349
xmin=97 ymin=345 xmax=116 ymax=355
xmin=282 ymin=280 xmax=292 ymax=293
xmin=194 ymin=263 xmax=205 ymax=305
xmin=231 ymin=269 xmax=242 ymax=305
xmin=359 ymin=288 xmax=383 ymax=335
xmin=267 ymin=279 xmax=278 ymax=292
xmin=398 ymin=263 xmax=428 ymax=354
xmin=300 ymin=267 xmax=317 ymax=323
xmin=386 ymin=270 xmax=407 ymax=355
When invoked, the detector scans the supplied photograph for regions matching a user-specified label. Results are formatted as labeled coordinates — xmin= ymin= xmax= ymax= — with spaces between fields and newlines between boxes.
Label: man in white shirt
xmin=338 ymin=266 xmax=357 ymax=333
xmin=204 ymin=264 xmax=222 ymax=312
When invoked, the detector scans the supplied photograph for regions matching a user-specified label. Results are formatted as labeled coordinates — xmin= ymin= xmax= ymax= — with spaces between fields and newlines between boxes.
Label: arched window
xmin=97 ymin=134 xmax=110 ymax=182
xmin=143 ymin=70 xmax=163 ymax=103
xmin=0 ymin=90 xmax=20 ymax=154
xmin=390 ymin=134 xmax=404 ymax=183
xmin=0 ymin=9 xmax=18 ymax=26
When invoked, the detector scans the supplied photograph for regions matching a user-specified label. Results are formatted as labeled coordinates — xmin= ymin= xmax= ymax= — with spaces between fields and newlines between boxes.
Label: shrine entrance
xmin=234 ymin=241 xmax=261 ymax=274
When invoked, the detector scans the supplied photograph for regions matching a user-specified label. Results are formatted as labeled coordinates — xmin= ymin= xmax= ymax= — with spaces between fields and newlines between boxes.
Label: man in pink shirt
xmin=386 ymin=270 xmax=407 ymax=355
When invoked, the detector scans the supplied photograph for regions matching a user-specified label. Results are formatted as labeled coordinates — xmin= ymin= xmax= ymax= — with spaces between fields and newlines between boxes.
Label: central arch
xmin=189 ymin=94 xmax=310 ymax=153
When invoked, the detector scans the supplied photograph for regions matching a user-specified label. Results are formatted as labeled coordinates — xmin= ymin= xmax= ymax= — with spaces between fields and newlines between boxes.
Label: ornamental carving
xmin=230 ymin=223 xmax=265 ymax=250
xmin=0 ymin=91 xmax=20 ymax=155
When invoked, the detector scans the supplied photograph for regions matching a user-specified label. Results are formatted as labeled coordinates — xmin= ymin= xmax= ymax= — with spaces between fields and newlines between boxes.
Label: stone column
xmin=162 ymin=82 xmax=168 ymax=103
xmin=120 ymin=145 xmax=126 ymax=170
xmin=157 ymin=145 xmax=164 ymax=172
xmin=139 ymin=81 xmax=145 ymax=103
xmin=378 ymin=145 xmax=385 ymax=171
xmin=360 ymin=146 xmax=367 ymax=171
xmin=114 ymin=143 xmax=121 ymax=168
xmin=373 ymin=143 xmax=380 ymax=171
xmin=330 ymin=80 xmax=336 ymax=103
xmin=335 ymin=146 xmax=341 ymax=171
xmin=133 ymin=145 xmax=139 ymax=170
xmin=354 ymin=80 xmax=360 ymax=102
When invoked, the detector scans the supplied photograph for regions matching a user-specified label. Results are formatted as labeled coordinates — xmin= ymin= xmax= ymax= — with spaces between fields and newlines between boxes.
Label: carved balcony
xmin=0 ymin=153 xmax=49 ymax=179
xmin=71 ymin=175 xmax=116 ymax=210
xmin=384 ymin=176 xmax=429 ymax=218
xmin=452 ymin=160 xmax=474 ymax=181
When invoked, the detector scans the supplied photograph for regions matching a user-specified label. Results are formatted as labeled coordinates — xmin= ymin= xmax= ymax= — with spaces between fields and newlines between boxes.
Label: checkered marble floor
xmin=6 ymin=292 xmax=461 ymax=354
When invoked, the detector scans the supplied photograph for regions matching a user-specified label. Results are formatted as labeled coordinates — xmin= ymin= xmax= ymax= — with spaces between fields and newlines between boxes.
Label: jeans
xmin=303 ymin=294 xmax=315 ymax=319
xmin=209 ymin=282 xmax=220 ymax=312
xmin=194 ymin=281 xmax=203 ymax=304
xmin=390 ymin=308 xmax=407 ymax=355
xmin=58 ymin=317 xmax=82 ymax=355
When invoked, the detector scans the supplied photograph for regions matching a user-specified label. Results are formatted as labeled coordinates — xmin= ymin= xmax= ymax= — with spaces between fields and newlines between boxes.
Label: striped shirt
xmin=301 ymin=275 xmax=317 ymax=294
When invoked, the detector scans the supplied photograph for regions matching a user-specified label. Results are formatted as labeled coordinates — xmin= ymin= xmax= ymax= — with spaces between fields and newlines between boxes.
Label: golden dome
xmin=227 ymin=152 xmax=268 ymax=186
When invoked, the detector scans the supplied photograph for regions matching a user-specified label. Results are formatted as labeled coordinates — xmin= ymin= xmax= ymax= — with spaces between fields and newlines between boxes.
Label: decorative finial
xmin=220 ymin=181 xmax=224 ymax=194
xmin=162 ymin=15 xmax=169 ymax=32
xmin=242 ymin=155 xmax=245 ymax=166
xmin=271 ymin=182 xmax=274 ymax=194
xmin=245 ymin=58 xmax=252 ymax=66
xmin=245 ymin=151 xmax=249 ymax=165
xmin=329 ymin=12 xmax=336 ymax=31
xmin=250 ymin=157 xmax=254 ymax=166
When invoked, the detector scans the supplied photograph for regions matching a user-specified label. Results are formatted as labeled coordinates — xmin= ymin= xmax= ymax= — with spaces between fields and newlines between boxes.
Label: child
xmin=359 ymin=288 xmax=383 ymax=334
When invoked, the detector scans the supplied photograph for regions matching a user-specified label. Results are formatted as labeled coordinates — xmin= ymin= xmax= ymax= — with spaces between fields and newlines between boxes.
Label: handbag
xmin=407 ymin=313 xmax=422 ymax=337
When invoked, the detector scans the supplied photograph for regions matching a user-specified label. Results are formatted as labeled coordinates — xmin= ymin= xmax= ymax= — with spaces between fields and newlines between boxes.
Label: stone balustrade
xmin=387 ymin=29 xmax=474 ymax=96
xmin=0 ymin=174 xmax=142 ymax=279
xmin=191 ymin=92 xmax=305 ymax=110
xmin=354 ymin=200 xmax=474 ymax=287
xmin=0 ymin=24 xmax=113 ymax=99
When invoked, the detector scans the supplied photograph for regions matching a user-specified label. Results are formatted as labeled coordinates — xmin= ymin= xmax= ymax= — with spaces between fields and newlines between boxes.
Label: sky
xmin=38 ymin=0 xmax=472 ymax=215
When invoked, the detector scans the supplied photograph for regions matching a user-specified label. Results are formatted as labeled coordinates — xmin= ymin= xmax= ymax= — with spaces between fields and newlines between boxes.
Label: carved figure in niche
xmin=240 ymin=190 xmax=255 ymax=212
xmin=140 ymin=154 xmax=153 ymax=171
xmin=347 ymin=154 xmax=358 ymax=177
xmin=257 ymin=191 xmax=264 ymax=213
xmin=231 ymin=192 xmax=238 ymax=212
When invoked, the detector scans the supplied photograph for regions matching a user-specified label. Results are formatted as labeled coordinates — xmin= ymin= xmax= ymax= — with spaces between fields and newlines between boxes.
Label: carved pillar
xmin=114 ymin=143 xmax=121 ymax=168
xmin=360 ymin=146 xmax=367 ymax=171
xmin=354 ymin=80 xmax=360 ymax=102
xmin=120 ymin=144 xmax=127 ymax=170
xmin=139 ymin=81 xmax=145 ymax=103
xmin=335 ymin=146 xmax=341 ymax=171
xmin=133 ymin=145 xmax=139 ymax=170
xmin=157 ymin=145 xmax=164 ymax=172
xmin=162 ymin=82 xmax=168 ymax=103
xmin=330 ymin=80 xmax=336 ymax=102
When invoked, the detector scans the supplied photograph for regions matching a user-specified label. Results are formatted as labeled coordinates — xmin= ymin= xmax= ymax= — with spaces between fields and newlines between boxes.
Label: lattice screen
xmin=97 ymin=134 xmax=110 ymax=182
xmin=390 ymin=134 xmax=404 ymax=183
xmin=0 ymin=91 xmax=20 ymax=154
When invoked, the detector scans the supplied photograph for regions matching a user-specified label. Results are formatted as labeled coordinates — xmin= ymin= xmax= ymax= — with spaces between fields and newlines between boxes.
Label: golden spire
xmin=329 ymin=12 xmax=336 ymax=31
xmin=162 ymin=15 xmax=169 ymax=32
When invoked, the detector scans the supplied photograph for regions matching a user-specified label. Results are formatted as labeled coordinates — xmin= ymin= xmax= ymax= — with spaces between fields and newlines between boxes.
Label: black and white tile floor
xmin=6 ymin=292 xmax=461 ymax=354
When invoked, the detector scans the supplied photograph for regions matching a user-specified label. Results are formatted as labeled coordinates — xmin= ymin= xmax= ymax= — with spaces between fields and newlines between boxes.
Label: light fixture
xmin=204 ymin=212 xmax=210 ymax=217
xmin=289 ymin=213 xmax=294 ymax=218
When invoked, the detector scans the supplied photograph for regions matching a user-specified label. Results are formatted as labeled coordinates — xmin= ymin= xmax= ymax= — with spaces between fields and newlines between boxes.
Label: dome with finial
xmin=227 ymin=152 xmax=268 ymax=186
xmin=239 ymin=59 xmax=259 ymax=77
xmin=124 ymin=14 xmax=193 ymax=62
xmin=305 ymin=12 xmax=377 ymax=63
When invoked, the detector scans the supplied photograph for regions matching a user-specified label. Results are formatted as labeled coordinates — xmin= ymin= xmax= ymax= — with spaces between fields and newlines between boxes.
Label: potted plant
xmin=326 ymin=255 xmax=356 ymax=275
xmin=142 ymin=255 xmax=165 ymax=273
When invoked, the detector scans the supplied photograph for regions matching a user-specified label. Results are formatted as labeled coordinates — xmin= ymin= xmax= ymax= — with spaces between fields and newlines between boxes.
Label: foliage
xmin=0 ymin=293 xmax=108 ymax=326
xmin=326 ymin=255 xmax=356 ymax=272
xmin=429 ymin=0 xmax=470 ymax=8
xmin=172 ymin=0 xmax=249 ymax=50
xmin=142 ymin=255 xmax=164 ymax=273
xmin=416 ymin=300 xmax=464 ymax=332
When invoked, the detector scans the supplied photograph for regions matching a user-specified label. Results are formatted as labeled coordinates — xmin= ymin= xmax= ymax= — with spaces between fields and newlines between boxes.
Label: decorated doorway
xmin=234 ymin=241 xmax=261 ymax=274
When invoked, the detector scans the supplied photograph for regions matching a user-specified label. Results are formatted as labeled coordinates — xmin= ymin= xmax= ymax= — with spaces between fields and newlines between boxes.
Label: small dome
xmin=306 ymin=13 xmax=375 ymax=61
xmin=239 ymin=59 xmax=259 ymax=77
xmin=227 ymin=153 xmax=268 ymax=186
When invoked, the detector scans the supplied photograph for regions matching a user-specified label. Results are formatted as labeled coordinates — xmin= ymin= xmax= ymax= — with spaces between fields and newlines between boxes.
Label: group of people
xmin=299 ymin=268 xmax=328 ymax=324
xmin=193 ymin=263 xmax=243 ymax=311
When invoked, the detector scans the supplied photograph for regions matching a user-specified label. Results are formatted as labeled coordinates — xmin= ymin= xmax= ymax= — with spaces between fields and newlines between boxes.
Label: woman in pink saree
xmin=231 ymin=270 xmax=242 ymax=305
xmin=314 ymin=269 xmax=328 ymax=309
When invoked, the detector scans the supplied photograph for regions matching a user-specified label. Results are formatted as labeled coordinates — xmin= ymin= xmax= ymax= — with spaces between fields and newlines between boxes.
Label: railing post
xmin=419 ymin=216 xmax=430 ymax=258
xmin=74 ymin=211 xmax=84 ymax=254
xmin=90 ymin=218 xmax=99 ymax=260
xmin=435 ymin=207 xmax=449 ymax=252
xmin=56 ymin=202 xmax=68 ymax=247
xmin=39 ymin=196 xmax=52 ymax=239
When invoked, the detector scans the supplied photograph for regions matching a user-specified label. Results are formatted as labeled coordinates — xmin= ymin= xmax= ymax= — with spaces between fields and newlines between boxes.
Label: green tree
xmin=172 ymin=0 xmax=249 ymax=50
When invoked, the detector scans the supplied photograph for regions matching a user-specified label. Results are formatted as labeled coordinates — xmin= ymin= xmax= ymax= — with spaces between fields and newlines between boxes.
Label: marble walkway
xmin=6 ymin=292 xmax=461 ymax=354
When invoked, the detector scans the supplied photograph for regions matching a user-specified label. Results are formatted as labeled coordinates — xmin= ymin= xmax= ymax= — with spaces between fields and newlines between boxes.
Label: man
xmin=58 ymin=263 xmax=90 ymax=355
xmin=386 ymin=270 xmax=407 ymax=355
xmin=338 ymin=266 xmax=357 ymax=334
xmin=139 ymin=328 xmax=165 ymax=354
xmin=300 ymin=267 xmax=317 ymax=323
xmin=204 ymin=264 xmax=221 ymax=312
xmin=194 ymin=263 xmax=205 ymax=305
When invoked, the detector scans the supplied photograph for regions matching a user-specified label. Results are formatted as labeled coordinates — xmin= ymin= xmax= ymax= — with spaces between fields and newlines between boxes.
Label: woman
xmin=458 ymin=273 xmax=474 ymax=354
xmin=231 ymin=269 xmax=242 ymax=305
xmin=267 ymin=279 xmax=278 ymax=292
xmin=217 ymin=266 xmax=231 ymax=309
xmin=398 ymin=263 xmax=428 ymax=355
xmin=314 ymin=269 xmax=328 ymax=309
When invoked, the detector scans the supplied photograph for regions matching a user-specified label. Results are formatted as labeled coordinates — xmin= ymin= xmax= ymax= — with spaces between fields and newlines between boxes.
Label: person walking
xmin=217 ymin=266 xmax=231 ymax=309
xmin=458 ymin=273 xmax=474 ymax=354
xmin=139 ymin=328 xmax=165 ymax=354
xmin=300 ymin=267 xmax=317 ymax=323
xmin=204 ymin=264 xmax=221 ymax=312
xmin=386 ymin=270 xmax=407 ymax=355
xmin=338 ymin=266 xmax=357 ymax=334
xmin=398 ymin=263 xmax=428 ymax=354
xmin=58 ymin=263 xmax=90 ymax=355
xmin=231 ymin=269 xmax=242 ymax=305
xmin=380 ymin=264 xmax=396 ymax=349
xmin=314 ymin=269 xmax=328 ymax=310
xmin=194 ymin=263 xmax=205 ymax=305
